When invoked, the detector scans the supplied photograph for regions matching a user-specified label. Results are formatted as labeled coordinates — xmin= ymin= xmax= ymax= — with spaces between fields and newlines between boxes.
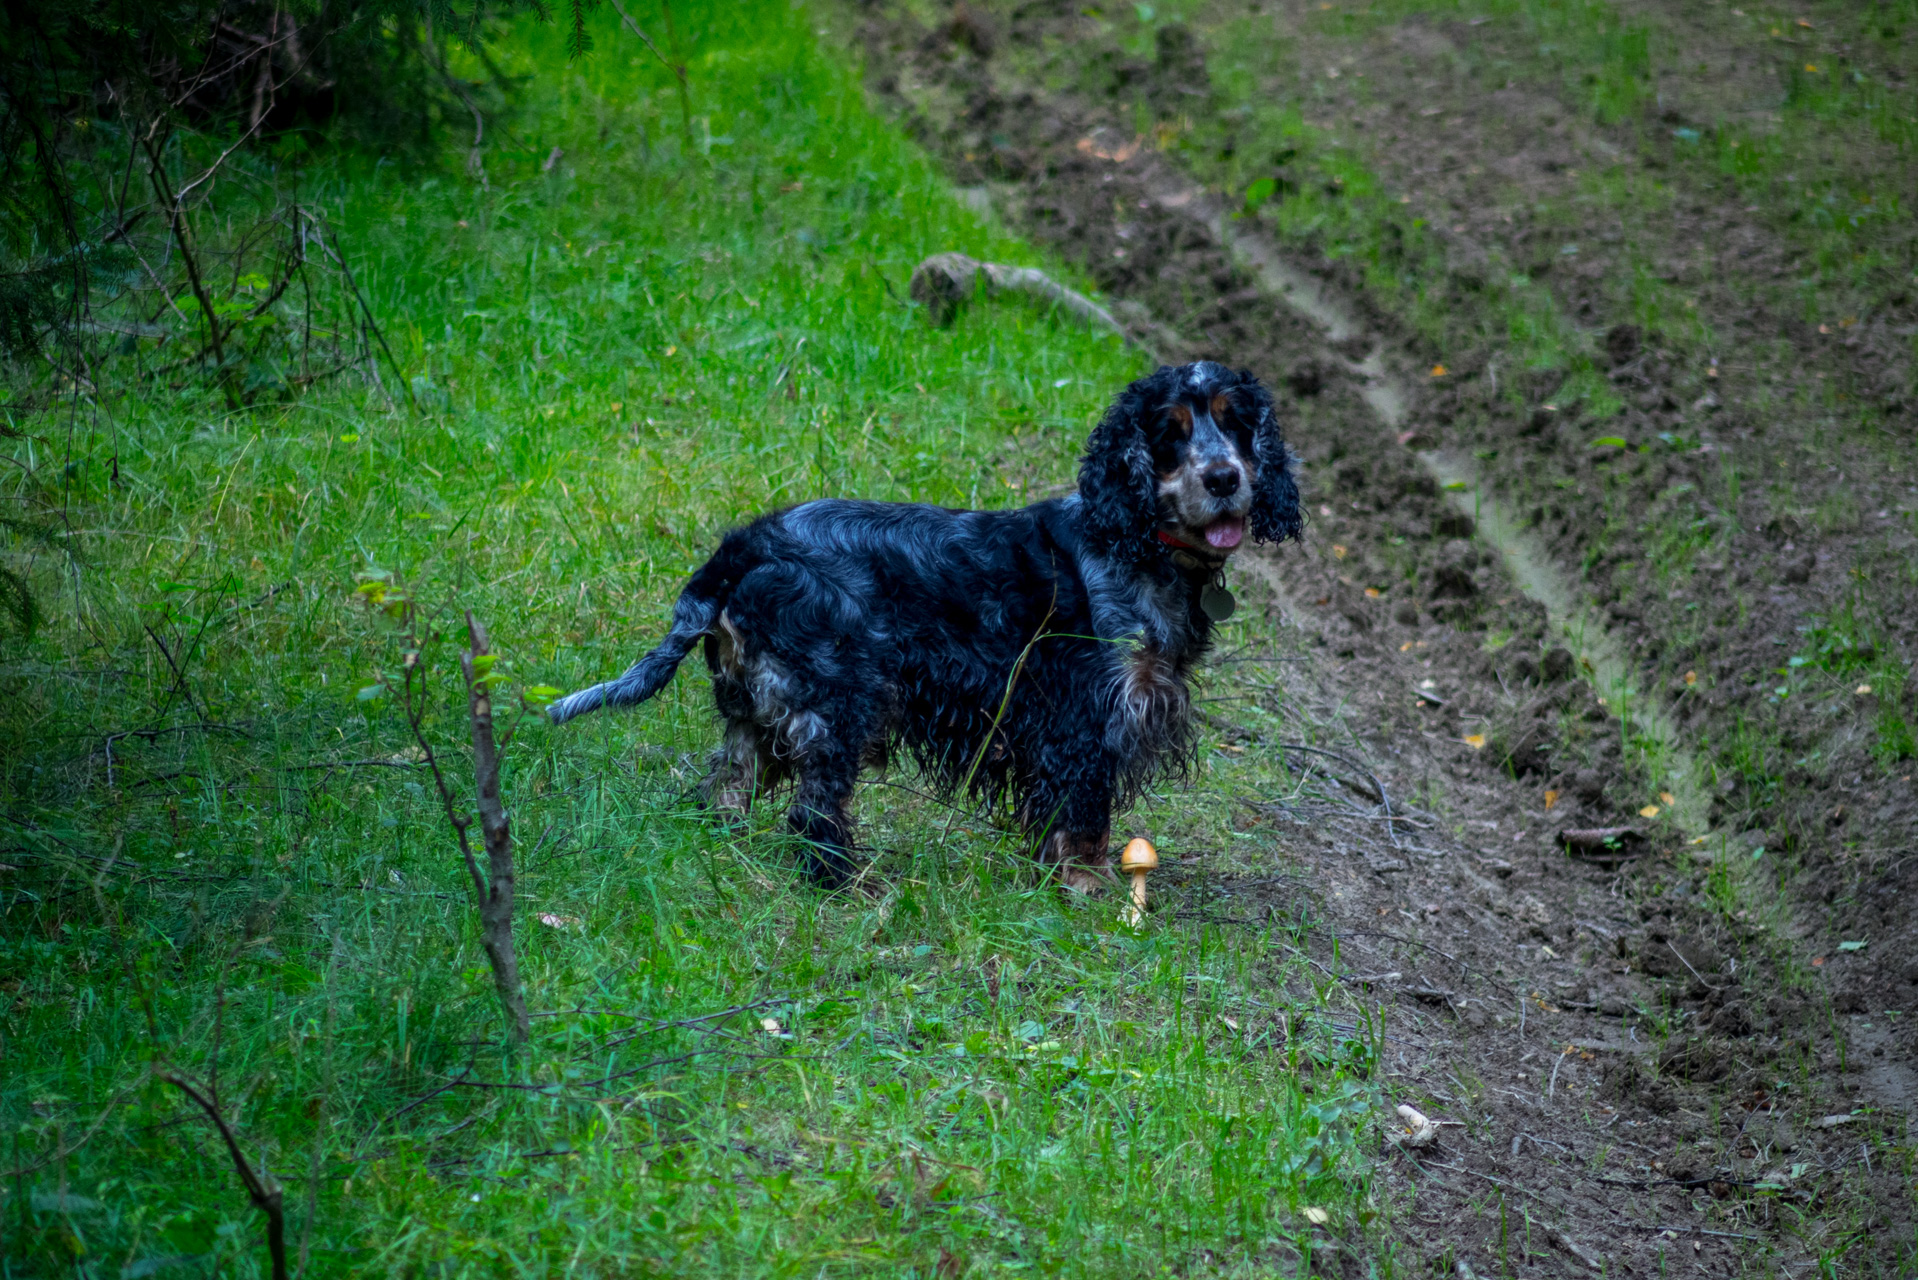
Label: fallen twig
xmin=909 ymin=252 xmax=1157 ymax=357
xmin=372 ymin=1066 xmax=474 ymax=1131
xmin=0 ymin=1084 xmax=138 ymax=1178
xmin=1558 ymin=827 xmax=1646 ymax=864
xmin=1547 ymin=1044 xmax=1574 ymax=1102
xmin=1593 ymin=1173 xmax=1768 ymax=1192
xmin=597 ymin=996 xmax=795 ymax=1052
xmin=1273 ymin=742 xmax=1400 ymax=847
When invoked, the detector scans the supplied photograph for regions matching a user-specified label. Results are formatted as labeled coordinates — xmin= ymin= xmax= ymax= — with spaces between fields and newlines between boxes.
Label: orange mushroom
xmin=1119 ymin=837 xmax=1159 ymax=926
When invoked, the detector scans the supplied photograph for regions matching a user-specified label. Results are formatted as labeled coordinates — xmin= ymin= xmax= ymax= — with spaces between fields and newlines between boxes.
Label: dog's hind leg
xmin=703 ymin=719 xmax=786 ymax=815
xmin=782 ymin=703 xmax=879 ymax=890
xmin=700 ymin=612 xmax=790 ymax=814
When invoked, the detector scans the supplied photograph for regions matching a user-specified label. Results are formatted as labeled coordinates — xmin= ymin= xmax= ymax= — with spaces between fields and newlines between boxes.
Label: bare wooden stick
xmin=460 ymin=613 xmax=530 ymax=1043
xmin=159 ymin=1071 xmax=289 ymax=1280
xmin=909 ymin=252 xmax=1158 ymax=358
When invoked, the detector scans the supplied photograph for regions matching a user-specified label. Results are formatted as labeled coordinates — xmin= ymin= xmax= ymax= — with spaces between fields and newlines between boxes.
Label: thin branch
xmin=606 ymin=0 xmax=694 ymax=148
xmin=140 ymin=127 xmax=238 ymax=410
xmin=402 ymin=653 xmax=486 ymax=903
xmin=0 ymin=1084 xmax=137 ymax=1178
xmin=159 ymin=1071 xmax=289 ymax=1280
xmin=460 ymin=613 xmax=530 ymax=1042
xmin=1270 ymin=740 xmax=1400 ymax=847
xmin=315 ymin=223 xmax=415 ymax=411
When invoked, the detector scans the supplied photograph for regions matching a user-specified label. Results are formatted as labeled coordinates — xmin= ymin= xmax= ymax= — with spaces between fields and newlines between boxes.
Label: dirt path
xmin=828 ymin=2 xmax=1912 ymax=1272
xmin=1161 ymin=0 xmax=1918 ymax=1067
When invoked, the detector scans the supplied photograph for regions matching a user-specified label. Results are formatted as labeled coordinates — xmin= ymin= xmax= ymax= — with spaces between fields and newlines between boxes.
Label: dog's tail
xmin=547 ymin=536 xmax=750 ymax=725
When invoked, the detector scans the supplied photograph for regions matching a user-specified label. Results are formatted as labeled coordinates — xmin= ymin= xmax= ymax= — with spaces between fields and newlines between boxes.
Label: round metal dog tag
xmin=1200 ymin=582 xmax=1237 ymax=622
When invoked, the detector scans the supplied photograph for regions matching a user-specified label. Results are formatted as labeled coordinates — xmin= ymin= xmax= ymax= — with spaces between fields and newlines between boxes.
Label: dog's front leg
xmin=1040 ymin=826 xmax=1115 ymax=896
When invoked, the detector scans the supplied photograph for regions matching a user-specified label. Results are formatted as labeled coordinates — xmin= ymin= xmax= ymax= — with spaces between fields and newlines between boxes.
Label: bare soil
xmin=828 ymin=0 xmax=1916 ymax=1272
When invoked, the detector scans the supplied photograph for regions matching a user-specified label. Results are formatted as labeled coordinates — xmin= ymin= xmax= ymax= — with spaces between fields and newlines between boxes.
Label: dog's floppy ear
xmin=1077 ymin=370 xmax=1167 ymax=562
xmin=1242 ymin=372 xmax=1303 ymax=544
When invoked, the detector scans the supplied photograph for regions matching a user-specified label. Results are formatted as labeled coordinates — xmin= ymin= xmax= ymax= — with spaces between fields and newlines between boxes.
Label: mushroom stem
xmin=1129 ymin=868 xmax=1149 ymax=918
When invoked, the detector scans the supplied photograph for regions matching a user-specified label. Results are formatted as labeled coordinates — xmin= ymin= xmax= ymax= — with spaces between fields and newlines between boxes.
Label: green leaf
xmin=355 ymin=682 xmax=387 ymax=702
xmin=522 ymin=684 xmax=562 ymax=710
xmin=1590 ymin=436 xmax=1629 ymax=448
xmin=470 ymin=653 xmax=499 ymax=676
xmin=1837 ymin=940 xmax=1868 ymax=952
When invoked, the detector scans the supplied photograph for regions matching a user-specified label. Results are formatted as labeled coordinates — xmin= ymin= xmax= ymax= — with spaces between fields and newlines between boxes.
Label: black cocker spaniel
xmin=550 ymin=362 xmax=1302 ymax=890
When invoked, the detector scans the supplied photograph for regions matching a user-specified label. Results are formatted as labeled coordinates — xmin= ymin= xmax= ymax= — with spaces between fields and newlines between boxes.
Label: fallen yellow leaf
xmin=1075 ymin=134 xmax=1142 ymax=163
xmin=1659 ymin=791 xmax=1675 ymax=806
xmin=1430 ymin=363 xmax=1448 ymax=377
xmin=1462 ymin=733 xmax=1487 ymax=750
xmin=1683 ymin=670 xmax=1697 ymax=685
xmin=1302 ymin=1207 xmax=1330 ymax=1225
xmin=1364 ymin=587 xmax=1382 ymax=598
xmin=1639 ymin=804 xmax=1661 ymax=819
xmin=1544 ymin=789 xmax=1560 ymax=810
xmin=1400 ymin=641 xmax=1414 ymax=652
xmin=1805 ymin=62 xmax=1819 ymax=72
xmin=609 ymin=401 xmax=623 ymax=413
xmin=664 ymin=344 xmax=677 ymax=356
xmin=1856 ymin=684 xmax=1873 ymax=695
xmin=1332 ymin=544 xmax=1348 ymax=559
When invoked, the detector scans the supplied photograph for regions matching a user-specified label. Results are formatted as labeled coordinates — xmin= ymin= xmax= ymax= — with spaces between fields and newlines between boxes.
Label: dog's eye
xmin=1167 ymin=405 xmax=1193 ymax=437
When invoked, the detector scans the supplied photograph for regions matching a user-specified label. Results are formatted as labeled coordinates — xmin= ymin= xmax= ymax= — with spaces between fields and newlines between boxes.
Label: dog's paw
xmin=1058 ymin=865 xmax=1117 ymax=896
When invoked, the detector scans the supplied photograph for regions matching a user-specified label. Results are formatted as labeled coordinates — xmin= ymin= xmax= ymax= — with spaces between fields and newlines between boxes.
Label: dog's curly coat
xmin=550 ymin=362 xmax=1303 ymax=889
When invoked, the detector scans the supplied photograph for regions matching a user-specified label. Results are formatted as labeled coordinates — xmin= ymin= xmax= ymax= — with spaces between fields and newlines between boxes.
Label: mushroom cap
xmin=1120 ymin=837 xmax=1159 ymax=872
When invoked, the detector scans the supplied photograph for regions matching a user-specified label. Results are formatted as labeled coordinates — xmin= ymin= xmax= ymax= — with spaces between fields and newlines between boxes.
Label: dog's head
xmin=1078 ymin=362 xmax=1302 ymax=564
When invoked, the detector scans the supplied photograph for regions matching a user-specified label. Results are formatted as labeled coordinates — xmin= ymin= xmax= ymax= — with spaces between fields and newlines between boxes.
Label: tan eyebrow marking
xmin=1169 ymin=405 xmax=1193 ymax=436
xmin=1210 ymin=393 xmax=1230 ymax=420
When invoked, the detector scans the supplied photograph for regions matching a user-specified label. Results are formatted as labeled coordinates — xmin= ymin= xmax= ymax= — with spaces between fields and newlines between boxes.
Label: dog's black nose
xmin=1202 ymin=464 xmax=1241 ymax=497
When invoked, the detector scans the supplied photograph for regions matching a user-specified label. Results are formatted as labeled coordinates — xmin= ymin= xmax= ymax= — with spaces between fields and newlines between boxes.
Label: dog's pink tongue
xmin=1205 ymin=517 xmax=1245 ymax=550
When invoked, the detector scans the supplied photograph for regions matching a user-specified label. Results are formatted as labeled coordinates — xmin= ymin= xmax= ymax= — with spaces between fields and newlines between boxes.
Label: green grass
xmin=1 ymin=6 xmax=1390 ymax=1276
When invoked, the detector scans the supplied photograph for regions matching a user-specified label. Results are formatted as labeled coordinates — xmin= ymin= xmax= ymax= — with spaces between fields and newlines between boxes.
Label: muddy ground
xmin=825 ymin=0 xmax=1915 ymax=1273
